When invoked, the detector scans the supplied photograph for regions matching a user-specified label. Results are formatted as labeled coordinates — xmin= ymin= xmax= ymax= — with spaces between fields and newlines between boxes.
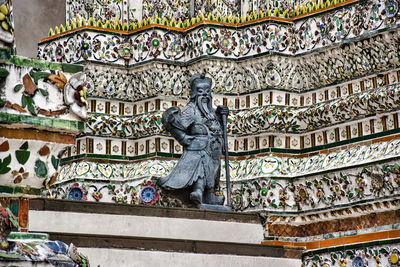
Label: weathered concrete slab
xmin=79 ymin=248 xmax=302 ymax=267
xmin=29 ymin=209 xmax=263 ymax=244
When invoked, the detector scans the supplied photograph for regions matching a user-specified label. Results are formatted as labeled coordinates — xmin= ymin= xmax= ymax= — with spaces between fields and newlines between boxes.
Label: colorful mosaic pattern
xmin=34 ymin=0 xmax=400 ymax=235
xmin=0 ymin=61 xmax=87 ymax=119
xmin=45 ymin=179 xmax=182 ymax=207
xmin=81 ymin=81 xmax=400 ymax=145
xmin=38 ymin=44 xmax=400 ymax=102
xmin=42 ymin=0 xmax=397 ymax=64
xmin=39 ymin=10 xmax=400 ymax=106
xmin=0 ymin=137 xmax=70 ymax=189
xmin=66 ymin=0 xmax=124 ymax=25
xmin=65 ymin=0 xmax=356 ymax=26
xmin=303 ymin=240 xmax=400 ymax=267
xmin=142 ymin=0 xmax=189 ymax=22
xmin=194 ymin=0 xmax=240 ymax=19
xmin=48 ymin=138 xmax=400 ymax=212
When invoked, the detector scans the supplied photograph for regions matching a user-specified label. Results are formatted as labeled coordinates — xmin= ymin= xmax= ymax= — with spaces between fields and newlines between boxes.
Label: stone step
xmin=29 ymin=199 xmax=263 ymax=244
xmin=28 ymin=199 xmax=303 ymax=266
xmin=48 ymin=232 xmax=303 ymax=266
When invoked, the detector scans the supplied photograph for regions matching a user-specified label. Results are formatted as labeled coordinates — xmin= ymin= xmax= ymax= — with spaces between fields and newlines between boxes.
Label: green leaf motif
xmin=346 ymin=250 xmax=354 ymax=256
xmin=3 ymin=154 xmax=11 ymax=166
xmin=51 ymin=155 xmax=59 ymax=170
xmin=0 ymin=67 xmax=9 ymax=78
xmin=379 ymin=248 xmax=389 ymax=255
xmin=39 ymin=88 xmax=49 ymax=96
xmin=29 ymin=70 xmax=50 ymax=84
xmin=27 ymin=102 xmax=36 ymax=115
xmin=0 ymin=166 xmax=10 ymax=175
xmin=15 ymin=150 xmax=30 ymax=165
xmin=21 ymin=95 xmax=28 ymax=108
xmin=20 ymin=141 xmax=28 ymax=150
xmin=34 ymin=159 xmax=48 ymax=178
xmin=13 ymin=84 xmax=23 ymax=92
xmin=0 ymin=154 xmax=11 ymax=174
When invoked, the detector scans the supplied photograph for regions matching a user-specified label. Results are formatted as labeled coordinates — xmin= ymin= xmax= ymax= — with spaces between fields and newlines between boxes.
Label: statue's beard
xmin=196 ymin=95 xmax=214 ymax=120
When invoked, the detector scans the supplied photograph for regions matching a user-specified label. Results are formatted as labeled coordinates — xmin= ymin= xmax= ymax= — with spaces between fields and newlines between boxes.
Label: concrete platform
xmin=28 ymin=199 xmax=303 ymax=267
xmin=79 ymin=248 xmax=302 ymax=267
xmin=29 ymin=199 xmax=263 ymax=244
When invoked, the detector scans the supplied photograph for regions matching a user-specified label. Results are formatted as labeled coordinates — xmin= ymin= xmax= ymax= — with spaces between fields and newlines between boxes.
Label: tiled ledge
xmin=302 ymin=236 xmax=400 ymax=266
xmin=6 ymin=55 xmax=83 ymax=73
xmin=0 ymin=128 xmax=76 ymax=144
xmin=0 ymin=113 xmax=85 ymax=134
xmin=63 ymin=130 xmax=400 ymax=165
xmin=265 ymin=209 xmax=400 ymax=241
xmin=82 ymin=79 xmax=400 ymax=140
xmin=85 ymin=69 xmax=397 ymax=116
xmin=29 ymin=198 xmax=260 ymax=224
xmin=55 ymin=136 xmax=400 ymax=183
xmin=263 ymin=229 xmax=400 ymax=250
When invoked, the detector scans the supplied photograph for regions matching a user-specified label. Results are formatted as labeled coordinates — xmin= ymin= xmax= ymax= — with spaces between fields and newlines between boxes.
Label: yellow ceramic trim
xmin=41 ymin=0 xmax=356 ymax=42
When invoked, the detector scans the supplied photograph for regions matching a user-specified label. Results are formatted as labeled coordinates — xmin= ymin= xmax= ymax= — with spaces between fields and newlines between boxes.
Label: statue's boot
xmin=190 ymin=179 xmax=205 ymax=204
xmin=203 ymin=189 xmax=225 ymax=205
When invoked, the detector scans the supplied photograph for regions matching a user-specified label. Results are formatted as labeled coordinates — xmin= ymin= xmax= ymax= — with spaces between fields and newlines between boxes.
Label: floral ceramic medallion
xmin=68 ymin=183 xmax=87 ymax=201
xmin=390 ymin=249 xmax=400 ymax=266
xmin=261 ymin=157 xmax=279 ymax=174
xmin=149 ymin=164 xmax=165 ymax=175
xmin=385 ymin=0 xmax=399 ymax=17
xmin=139 ymin=181 xmax=159 ymax=205
xmin=352 ymin=256 xmax=364 ymax=267
xmin=64 ymin=72 xmax=89 ymax=119
xmin=117 ymin=39 xmax=132 ymax=61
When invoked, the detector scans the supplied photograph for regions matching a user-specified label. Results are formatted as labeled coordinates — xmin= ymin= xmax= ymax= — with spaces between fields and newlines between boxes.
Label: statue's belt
xmin=186 ymin=135 xmax=222 ymax=157
xmin=186 ymin=135 xmax=209 ymax=151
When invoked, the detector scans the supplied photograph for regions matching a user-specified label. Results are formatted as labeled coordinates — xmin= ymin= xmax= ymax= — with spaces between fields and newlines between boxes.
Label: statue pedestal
xmin=199 ymin=203 xmax=232 ymax=211
xmin=28 ymin=198 xmax=303 ymax=266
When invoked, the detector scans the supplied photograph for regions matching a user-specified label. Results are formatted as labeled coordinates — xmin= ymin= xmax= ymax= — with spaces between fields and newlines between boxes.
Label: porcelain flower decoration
xmin=64 ymin=72 xmax=89 ymax=119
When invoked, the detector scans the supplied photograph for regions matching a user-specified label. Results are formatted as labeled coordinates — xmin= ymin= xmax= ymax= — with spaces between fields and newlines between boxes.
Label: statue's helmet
xmin=189 ymin=73 xmax=212 ymax=100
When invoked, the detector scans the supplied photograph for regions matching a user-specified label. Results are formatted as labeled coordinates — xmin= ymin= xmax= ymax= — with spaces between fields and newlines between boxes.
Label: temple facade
xmin=1 ymin=0 xmax=400 ymax=266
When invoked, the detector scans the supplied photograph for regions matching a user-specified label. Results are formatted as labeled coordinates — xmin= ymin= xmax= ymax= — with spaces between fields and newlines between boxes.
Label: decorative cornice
xmin=55 ymin=0 xmax=358 ymax=41
xmin=39 ymin=0 xmax=398 ymax=67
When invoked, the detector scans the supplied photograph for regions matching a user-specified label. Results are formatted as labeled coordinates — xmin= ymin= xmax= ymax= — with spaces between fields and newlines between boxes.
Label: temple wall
xmin=3 ymin=0 xmax=400 ymax=265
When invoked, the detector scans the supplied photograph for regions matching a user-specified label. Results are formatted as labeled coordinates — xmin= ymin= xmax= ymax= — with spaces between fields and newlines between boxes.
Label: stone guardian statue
xmin=158 ymin=74 xmax=229 ymax=207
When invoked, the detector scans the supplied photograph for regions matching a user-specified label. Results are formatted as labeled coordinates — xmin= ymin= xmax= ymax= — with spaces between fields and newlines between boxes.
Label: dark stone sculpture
xmin=158 ymin=74 xmax=229 ymax=207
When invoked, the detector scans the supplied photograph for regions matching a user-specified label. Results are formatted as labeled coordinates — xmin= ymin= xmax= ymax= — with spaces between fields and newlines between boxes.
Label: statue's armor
xmin=187 ymin=118 xmax=223 ymax=160
xmin=159 ymin=102 xmax=223 ymax=191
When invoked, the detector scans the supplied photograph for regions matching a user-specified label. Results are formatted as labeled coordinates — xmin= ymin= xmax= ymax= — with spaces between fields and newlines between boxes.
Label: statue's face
xmin=194 ymin=81 xmax=212 ymax=100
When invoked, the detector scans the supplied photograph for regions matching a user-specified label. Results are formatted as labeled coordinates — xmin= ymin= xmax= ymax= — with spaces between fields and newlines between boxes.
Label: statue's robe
xmin=159 ymin=102 xmax=223 ymax=191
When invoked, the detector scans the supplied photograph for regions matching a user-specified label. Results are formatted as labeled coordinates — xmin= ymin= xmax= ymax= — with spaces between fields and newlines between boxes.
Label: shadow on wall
xmin=13 ymin=0 xmax=65 ymax=58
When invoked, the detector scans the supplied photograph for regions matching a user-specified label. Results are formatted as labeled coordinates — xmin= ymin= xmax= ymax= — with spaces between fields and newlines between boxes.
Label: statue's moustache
xmin=197 ymin=95 xmax=211 ymax=102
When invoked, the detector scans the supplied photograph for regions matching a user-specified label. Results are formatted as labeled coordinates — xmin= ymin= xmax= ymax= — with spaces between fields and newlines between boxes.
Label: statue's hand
xmin=180 ymin=134 xmax=195 ymax=146
xmin=216 ymin=105 xmax=229 ymax=117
